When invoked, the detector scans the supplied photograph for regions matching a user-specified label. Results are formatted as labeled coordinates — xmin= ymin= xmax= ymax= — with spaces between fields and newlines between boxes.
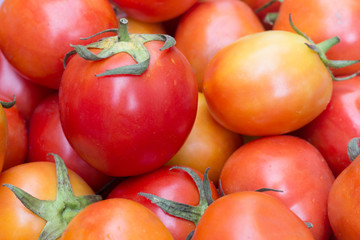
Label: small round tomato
xmin=220 ymin=135 xmax=335 ymax=240
xmin=166 ymin=92 xmax=242 ymax=184
xmin=60 ymin=198 xmax=173 ymax=240
xmin=203 ymin=30 xmax=332 ymax=136
xmin=192 ymin=191 xmax=315 ymax=240
xmin=0 ymin=0 xmax=117 ymax=89
xmin=175 ymin=0 xmax=264 ymax=91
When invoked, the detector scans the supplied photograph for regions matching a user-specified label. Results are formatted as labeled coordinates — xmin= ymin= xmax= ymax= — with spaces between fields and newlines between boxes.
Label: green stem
xmin=118 ymin=18 xmax=131 ymax=42
xmin=264 ymin=12 xmax=279 ymax=26
xmin=0 ymin=95 xmax=16 ymax=109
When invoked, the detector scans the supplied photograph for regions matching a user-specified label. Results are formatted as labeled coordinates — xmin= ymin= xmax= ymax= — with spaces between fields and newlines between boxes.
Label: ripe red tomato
xmin=0 ymin=50 xmax=53 ymax=121
xmin=108 ymin=166 xmax=219 ymax=240
xmin=60 ymin=198 xmax=173 ymax=240
xmin=0 ymin=101 xmax=7 ymax=173
xmin=0 ymin=0 xmax=117 ymax=89
xmin=192 ymin=191 xmax=315 ymax=240
xmin=175 ymin=0 xmax=264 ymax=91
xmin=111 ymin=0 xmax=197 ymax=23
xmin=27 ymin=93 xmax=114 ymax=192
xmin=220 ymin=135 xmax=335 ymax=240
xmin=328 ymin=139 xmax=360 ymax=240
xmin=273 ymin=0 xmax=360 ymax=77
xmin=242 ymin=0 xmax=282 ymax=29
xmin=59 ymin=40 xmax=198 ymax=176
xmin=203 ymin=30 xmax=332 ymax=136
xmin=295 ymin=76 xmax=360 ymax=176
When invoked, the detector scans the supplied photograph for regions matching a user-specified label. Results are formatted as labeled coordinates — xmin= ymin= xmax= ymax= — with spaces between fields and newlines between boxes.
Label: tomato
xmin=203 ymin=30 xmax=332 ymax=136
xmin=0 ymin=50 xmax=53 ymax=121
xmin=220 ymin=135 xmax=335 ymax=240
xmin=60 ymin=198 xmax=173 ymax=240
xmin=273 ymin=0 xmax=360 ymax=77
xmin=59 ymin=23 xmax=198 ymax=177
xmin=1 ymin=98 xmax=27 ymax=171
xmin=0 ymin=161 xmax=96 ymax=239
xmin=295 ymin=76 xmax=360 ymax=176
xmin=242 ymin=0 xmax=282 ymax=29
xmin=108 ymin=166 xmax=218 ymax=240
xmin=192 ymin=191 xmax=315 ymax=240
xmin=166 ymin=92 xmax=242 ymax=184
xmin=175 ymin=0 xmax=264 ymax=91
xmin=27 ymin=93 xmax=114 ymax=192
xmin=0 ymin=0 xmax=117 ymax=89
xmin=328 ymin=139 xmax=360 ymax=240
xmin=111 ymin=0 xmax=197 ymax=23
xmin=0 ymin=101 xmax=7 ymax=173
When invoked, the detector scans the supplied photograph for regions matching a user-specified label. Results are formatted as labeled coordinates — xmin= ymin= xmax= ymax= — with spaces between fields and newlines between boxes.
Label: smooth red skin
xmin=0 ymin=0 xmax=117 ymax=89
xmin=27 ymin=93 xmax=113 ymax=192
xmin=192 ymin=191 xmax=315 ymax=240
xmin=60 ymin=198 xmax=173 ymax=240
xmin=0 ymin=51 xmax=53 ymax=121
xmin=328 ymin=155 xmax=360 ymax=240
xmin=1 ymin=99 xmax=27 ymax=171
xmin=220 ymin=135 xmax=335 ymax=240
xmin=112 ymin=0 xmax=197 ymax=23
xmin=273 ymin=0 xmax=360 ymax=77
xmin=59 ymin=42 xmax=198 ymax=177
xmin=175 ymin=0 xmax=264 ymax=91
xmin=108 ymin=166 xmax=219 ymax=240
xmin=295 ymin=76 xmax=360 ymax=176
xmin=0 ymin=106 xmax=6 ymax=173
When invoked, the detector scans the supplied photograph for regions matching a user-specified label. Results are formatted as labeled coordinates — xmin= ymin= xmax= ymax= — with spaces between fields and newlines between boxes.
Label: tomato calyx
xmin=63 ymin=18 xmax=176 ymax=77
xmin=347 ymin=137 xmax=360 ymax=162
xmin=0 ymin=95 xmax=16 ymax=109
xmin=3 ymin=154 xmax=102 ymax=240
xmin=289 ymin=14 xmax=360 ymax=81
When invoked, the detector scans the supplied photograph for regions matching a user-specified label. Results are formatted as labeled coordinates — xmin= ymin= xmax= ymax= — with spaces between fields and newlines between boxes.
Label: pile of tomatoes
xmin=0 ymin=0 xmax=360 ymax=239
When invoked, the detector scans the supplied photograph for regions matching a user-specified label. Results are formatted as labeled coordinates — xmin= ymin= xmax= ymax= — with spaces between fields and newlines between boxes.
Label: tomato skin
xmin=108 ymin=166 xmax=218 ymax=240
xmin=0 ymin=51 xmax=53 ymax=121
xmin=111 ymin=0 xmax=197 ymax=23
xmin=60 ymin=198 xmax=173 ymax=240
xmin=220 ymin=135 xmax=334 ymax=240
xmin=1 ymin=99 xmax=27 ymax=171
xmin=328 ymin=154 xmax=360 ymax=240
xmin=0 ymin=105 xmax=7 ymax=173
xmin=59 ymin=42 xmax=198 ymax=176
xmin=0 ymin=0 xmax=117 ymax=89
xmin=273 ymin=0 xmax=360 ymax=77
xmin=295 ymin=76 xmax=360 ymax=176
xmin=0 ymin=162 xmax=94 ymax=239
xmin=166 ymin=92 xmax=242 ymax=184
xmin=203 ymin=30 xmax=332 ymax=136
xmin=192 ymin=191 xmax=315 ymax=240
xmin=242 ymin=0 xmax=281 ymax=29
xmin=27 ymin=93 xmax=113 ymax=192
xmin=175 ymin=0 xmax=264 ymax=91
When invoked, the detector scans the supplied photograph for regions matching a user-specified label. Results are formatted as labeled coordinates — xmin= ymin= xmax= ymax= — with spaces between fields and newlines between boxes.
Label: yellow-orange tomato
xmin=0 ymin=162 xmax=95 ymax=239
xmin=60 ymin=198 xmax=174 ymax=240
xmin=0 ymin=105 xmax=7 ymax=173
xmin=166 ymin=92 xmax=242 ymax=184
xmin=203 ymin=30 xmax=332 ymax=136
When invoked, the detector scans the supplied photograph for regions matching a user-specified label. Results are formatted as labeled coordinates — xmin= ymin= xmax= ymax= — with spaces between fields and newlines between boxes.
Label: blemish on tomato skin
xmin=170 ymin=58 xmax=175 ymax=64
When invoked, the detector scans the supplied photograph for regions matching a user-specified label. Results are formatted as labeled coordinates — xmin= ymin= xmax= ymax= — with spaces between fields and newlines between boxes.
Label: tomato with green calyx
xmin=203 ymin=15 xmax=358 ymax=136
xmin=0 ymin=154 xmax=101 ymax=240
xmin=60 ymin=18 xmax=198 ymax=177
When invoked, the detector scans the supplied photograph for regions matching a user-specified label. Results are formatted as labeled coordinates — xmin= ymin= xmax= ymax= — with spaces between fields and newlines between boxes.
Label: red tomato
xmin=0 ymin=161 xmax=95 ymax=239
xmin=295 ymin=76 xmax=360 ymax=176
xmin=0 ymin=0 xmax=117 ymax=89
xmin=108 ymin=166 xmax=219 ymax=240
xmin=59 ymin=41 xmax=198 ymax=176
xmin=27 ymin=93 xmax=113 ymax=192
xmin=328 ymin=141 xmax=360 ymax=240
xmin=192 ymin=191 xmax=315 ymax=240
xmin=0 ymin=102 xmax=7 ymax=173
xmin=166 ymin=92 xmax=242 ymax=184
xmin=111 ymin=0 xmax=197 ymax=23
xmin=0 ymin=50 xmax=53 ymax=121
xmin=1 ymin=98 xmax=27 ymax=171
xmin=220 ymin=135 xmax=335 ymax=240
xmin=175 ymin=0 xmax=264 ymax=91
xmin=242 ymin=0 xmax=282 ymax=29
xmin=60 ymin=198 xmax=173 ymax=240
xmin=273 ymin=0 xmax=360 ymax=77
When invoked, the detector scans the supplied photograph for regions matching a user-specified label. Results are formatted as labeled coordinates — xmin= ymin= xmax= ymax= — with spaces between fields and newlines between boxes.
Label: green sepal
xmin=3 ymin=153 xmax=102 ymax=240
xmin=347 ymin=137 xmax=360 ymax=162
xmin=63 ymin=18 xmax=176 ymax=77
xmin=138 ymin=166 xmax=214 ymax=226
xmin=0 ymin=95 xmax=16 ymax=109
